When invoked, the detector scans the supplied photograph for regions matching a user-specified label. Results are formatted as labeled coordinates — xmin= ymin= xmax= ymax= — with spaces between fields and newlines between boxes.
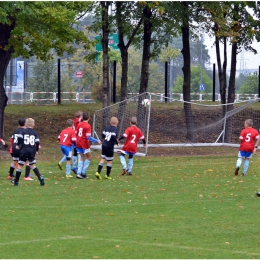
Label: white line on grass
xmin=0 ymin=235 xmax=259 ymax=256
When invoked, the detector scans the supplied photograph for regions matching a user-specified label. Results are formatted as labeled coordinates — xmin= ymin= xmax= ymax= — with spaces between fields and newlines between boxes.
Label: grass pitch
xmin=1 ymin=148 xmax=260 ymax=259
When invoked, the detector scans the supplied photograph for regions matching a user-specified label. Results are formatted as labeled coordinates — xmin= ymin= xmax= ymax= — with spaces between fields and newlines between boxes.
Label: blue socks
xmin=243 ymin=160 xmax=249 ymax=175
xmin=66 ymin=164 xmax=71 ymax=175
xmin=120 ymin=155 xmax=127 ymax=170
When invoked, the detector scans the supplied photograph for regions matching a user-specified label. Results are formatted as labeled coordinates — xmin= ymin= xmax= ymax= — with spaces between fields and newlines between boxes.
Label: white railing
xmin=5 ymin=91 xmax=95 ymax=104
xmin=128 ymin=92 xmax=259 ymax=102
xmin=5 ymin=91 xmax=259 ymax=104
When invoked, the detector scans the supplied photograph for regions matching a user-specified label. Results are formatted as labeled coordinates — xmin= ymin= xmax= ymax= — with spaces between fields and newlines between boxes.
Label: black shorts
xmin=11 ymin=152 xmax=20 ymax=161
xmin=19 ymin=156 xmax=36 ymax=165
xmin=101 ymin=146 xmax=114 ymax=161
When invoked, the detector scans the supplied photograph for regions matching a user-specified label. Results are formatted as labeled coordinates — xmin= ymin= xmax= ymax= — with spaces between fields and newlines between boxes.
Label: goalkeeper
xmin=235 ymin=119 xmax=259 ymax=176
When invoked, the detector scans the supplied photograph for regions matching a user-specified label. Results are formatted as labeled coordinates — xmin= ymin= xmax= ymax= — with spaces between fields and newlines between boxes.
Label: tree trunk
xmin=225 ymin=41 xmax=238 ymax=142
xmin=215 ymin=35 xmax=227 ymax=105
xmin=115 ymin=2 xmax=144 ymax=133
xmin=139 ymin=5 xmax=152 ymax=94
xmin=228 ymin=41 xmax=237 ymax=104
xmin=101 ymin=1 xmax=110 ymax=109
xmin=181 ymin=2 xmax=196 ymax=143
xmin=137 ymin=5 xmax=152 ymax=130
xmin=0 ymin=23 xmax=14 ymax=138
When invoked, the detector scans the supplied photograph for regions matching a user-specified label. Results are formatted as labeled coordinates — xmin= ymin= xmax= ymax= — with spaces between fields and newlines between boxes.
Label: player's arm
xmin=140 ymin=136 xmax=146 ymax=147
xmin=111 ymin=134 xmax=119 ymax=145
xmin=35 ymin=136 xmax=40 ymax=153
xmin=118 ymin=133 xmax=127 ymax=143
xmin=16 ymin=134 xmax=24 ymax=149
xmin=86 ymin=133 xmax=101 ymax=144
xmin=254 ymin=135 xmax=260 ymax=153
xmin=0 ymin=138 xmax=5 ymax=145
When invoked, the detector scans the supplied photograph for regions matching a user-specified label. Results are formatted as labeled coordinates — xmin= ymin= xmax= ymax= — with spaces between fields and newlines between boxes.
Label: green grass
xmin=1 ymin=147 xmax=260 ymax=259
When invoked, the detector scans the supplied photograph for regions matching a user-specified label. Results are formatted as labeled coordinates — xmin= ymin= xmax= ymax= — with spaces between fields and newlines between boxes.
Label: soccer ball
xmin=142 ymin=99 xmax=150 ymax=107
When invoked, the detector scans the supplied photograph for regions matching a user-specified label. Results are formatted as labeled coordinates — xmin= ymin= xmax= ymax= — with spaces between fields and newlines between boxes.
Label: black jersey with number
xmin=17 ymin=128 xmax=40 ymax=157
xmin=102 ymin=125 xmax=119 ymax=150
xmin=11 ymin=127 xmax=25 ymax=156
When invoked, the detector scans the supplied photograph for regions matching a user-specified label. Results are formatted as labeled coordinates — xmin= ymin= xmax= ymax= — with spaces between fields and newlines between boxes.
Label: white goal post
xmin=91 ymin=92 xmax=260 ymax=156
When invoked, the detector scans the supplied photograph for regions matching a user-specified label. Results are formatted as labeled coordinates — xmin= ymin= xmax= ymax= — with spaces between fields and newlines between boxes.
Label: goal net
xmin=92 ymin=92 xmax=260 ymax=156
xmin=92 ymin=92 xmax=151 ymax=156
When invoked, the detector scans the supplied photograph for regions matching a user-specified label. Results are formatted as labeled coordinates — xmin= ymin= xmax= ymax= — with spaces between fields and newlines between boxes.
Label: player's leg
xmin=8 ymin=155 xmax=18 ymax=179
xmin=242 ymin=152 xmax=252 ymax=176
xmin=127 ymin=153 xmax=135 ymax=175
xmin=120 ymin=151 xmax=128 ymax=175
xmin=71 ymin=146 xmax=78 ymax=174
xmin=65 ymin=148 xmax=73 ymax=178
xmin=104 ymin=148 xmax=114 ymax=180
xmin=76 ymin=148 xmax=84 ymax=179
xmin=29 ymin=157 xmax=44 ymax=186
xmin=58 ymin=146 xmax=66 ymax=171
xmin=81 ymin=149 xmax=92 ymax=178
xmin=24 ymin=161 xmax=33 ymax=180
xmin=235 ymin=151 xmax=243 ymax=175
xmin=104 ymin=160 xmax=113 ymax=180
xmin=12 ymin=158 xmax=25 ymax=186
xmin=95 ymin=157 xmax=105 ymax=180
xmin=61 ymin=146 xmax=73 ymax=178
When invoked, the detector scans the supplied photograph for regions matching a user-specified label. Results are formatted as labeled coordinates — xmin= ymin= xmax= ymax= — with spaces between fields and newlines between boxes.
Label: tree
xmin=115 ymin=1 xmax=143 ymax=101
xmin=0 ymin=2 xmax=90 ymax=138
xmin=238 ymin=72 xmax=258 ymax=94
xmin=27 ymin=59 xmax=58 ymax=92
xmin=203 ymin=1 xmax=260 ymax=104
xmin=180 ymin=1 xmax=196 ymax=142
xmin=173 ymin=66 xmax=213 ymax=93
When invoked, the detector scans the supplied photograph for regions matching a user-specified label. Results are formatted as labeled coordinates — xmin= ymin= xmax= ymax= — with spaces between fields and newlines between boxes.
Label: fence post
xmin=57 ymin=59 xmax=61 ymax=104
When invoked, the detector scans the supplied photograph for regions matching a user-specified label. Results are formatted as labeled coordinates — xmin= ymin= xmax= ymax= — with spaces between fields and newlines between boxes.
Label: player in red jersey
xmin=58 ymin=119 xmax=77 ymax=178
xmin=75 ymin=112 xmax=101 ymax=179
xmin=234 ymin=119 xmax=259 ymax=176
xmin=72 ymin=110 xmax=83 ymax=173
xmin=118 ymin=116 xmax=146 ymax=176
xmin=58 ymin=111 xmax=82 ymax=174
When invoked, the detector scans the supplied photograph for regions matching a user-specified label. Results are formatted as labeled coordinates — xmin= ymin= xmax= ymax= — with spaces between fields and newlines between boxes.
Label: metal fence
xmin=5 ymin=91 xmax=259 ymax=105
xmin=5 ymin=91 xmax=95 ymax=105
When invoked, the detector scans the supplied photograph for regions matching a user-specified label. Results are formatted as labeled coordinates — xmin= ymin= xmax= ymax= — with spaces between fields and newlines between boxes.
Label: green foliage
xmin=238 ymin=71 xmax=258 ymax=94
xmin=173 ymin=66 xmax=213 ymax=93
xmin=159 ymin=46 xmax=180 ymax=63
xmin=27 ymin=59 xmax=58 ymax=92
xmin=0 ymin=2 xmax=91 ymax=60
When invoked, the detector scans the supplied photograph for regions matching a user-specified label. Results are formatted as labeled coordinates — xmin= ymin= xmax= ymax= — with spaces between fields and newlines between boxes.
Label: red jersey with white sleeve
xmin=122 ymin=126 xmax=145 ymax=153
xmin=76 ymin=121 xmax=92 ymax=149
xmin=239 ymin=127 xmax=259 ymax=152
xmin=58 ymin=128 xmax=76 ymax=147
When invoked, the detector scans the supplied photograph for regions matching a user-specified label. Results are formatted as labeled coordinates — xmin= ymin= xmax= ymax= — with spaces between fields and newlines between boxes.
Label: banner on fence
xmin=13 ymin=61 xmax=24 ymax=92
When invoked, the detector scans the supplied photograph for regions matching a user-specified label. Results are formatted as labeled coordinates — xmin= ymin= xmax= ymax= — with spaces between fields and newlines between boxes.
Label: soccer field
xmin=1 ymin=152 xmax=260 ymax=259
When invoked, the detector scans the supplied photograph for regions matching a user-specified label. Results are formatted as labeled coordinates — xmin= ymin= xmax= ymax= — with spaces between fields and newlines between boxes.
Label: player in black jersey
xmin=95 ymin=117 xmax=119 ymax=180
xmin=12 ymin=118 xmax=44 ymax=186
xmin=7 ymin=118 xmax=32 ymax=180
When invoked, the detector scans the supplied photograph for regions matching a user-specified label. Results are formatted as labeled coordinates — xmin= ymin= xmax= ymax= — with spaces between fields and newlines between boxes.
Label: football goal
xmin=91 ymin=92 xmax=260 ymax=156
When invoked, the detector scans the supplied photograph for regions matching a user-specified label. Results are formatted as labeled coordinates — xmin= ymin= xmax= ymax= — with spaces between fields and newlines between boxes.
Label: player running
xmin=119 ymin=116 xmax=146 ymax=176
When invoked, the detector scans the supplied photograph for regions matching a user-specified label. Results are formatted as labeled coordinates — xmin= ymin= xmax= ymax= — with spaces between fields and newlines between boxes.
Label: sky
xmin=204 ymin=33 xmax=260 ymax=73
